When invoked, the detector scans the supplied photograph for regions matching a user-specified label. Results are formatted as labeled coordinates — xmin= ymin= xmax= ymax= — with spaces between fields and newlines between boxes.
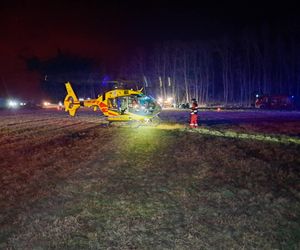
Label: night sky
xmin=0 ymin=0 xmax=298 ymax=99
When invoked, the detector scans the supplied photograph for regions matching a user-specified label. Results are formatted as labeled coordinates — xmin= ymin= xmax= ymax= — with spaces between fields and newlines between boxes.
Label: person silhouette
xmin=190 ymin=99 xmax=198 ymax=128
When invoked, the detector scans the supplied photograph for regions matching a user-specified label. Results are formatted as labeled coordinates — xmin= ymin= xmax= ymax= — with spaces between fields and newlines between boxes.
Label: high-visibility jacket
xmin=191 ymin=102 xmax=198 ymax=114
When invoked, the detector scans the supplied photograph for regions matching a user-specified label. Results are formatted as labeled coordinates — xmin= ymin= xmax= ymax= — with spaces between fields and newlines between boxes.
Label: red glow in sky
xmin=0 ymin=1 xmax=131 ymax=99
xmin=0 ymin=1 xmax=297 ymax=99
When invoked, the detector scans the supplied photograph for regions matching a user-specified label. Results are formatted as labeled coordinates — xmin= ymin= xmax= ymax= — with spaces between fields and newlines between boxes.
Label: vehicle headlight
xmin=7 ymin=100 xmax=19 ymax=108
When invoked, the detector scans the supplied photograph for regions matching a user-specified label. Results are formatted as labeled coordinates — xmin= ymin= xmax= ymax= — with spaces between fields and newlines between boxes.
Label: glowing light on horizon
xmin=7 ymin=99 xmax=19 ymax=108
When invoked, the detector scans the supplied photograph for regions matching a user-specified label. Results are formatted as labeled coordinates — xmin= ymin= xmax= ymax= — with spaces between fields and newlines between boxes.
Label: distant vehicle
xmin=21 ymin=101 xmax=42 ymax=109
xmin=157 ymin=97 xmax=175 ymax=108
xmin=178 ymin=103 xmax=190 ymax=109
xmin=42 ymin=101 xmax=63 ymax=110
xmin=255 ymin=95 xmax=296 ymax=109
xmin=64 ymin=81 xmax=161 ymax=123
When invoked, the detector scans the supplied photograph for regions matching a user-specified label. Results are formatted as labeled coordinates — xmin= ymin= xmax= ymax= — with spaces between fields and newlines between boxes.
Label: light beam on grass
xmin=121 ymin=127 xmax=164 ymax=155
xmin=135 ymin=124 xmax=300 ymax=145
xmin=185 ymin=127 xmax=300 ymax=145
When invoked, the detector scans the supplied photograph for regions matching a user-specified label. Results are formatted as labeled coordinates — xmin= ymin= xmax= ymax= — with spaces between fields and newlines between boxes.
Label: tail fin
xmin=64 ymin=82 xmax=80 ymax=116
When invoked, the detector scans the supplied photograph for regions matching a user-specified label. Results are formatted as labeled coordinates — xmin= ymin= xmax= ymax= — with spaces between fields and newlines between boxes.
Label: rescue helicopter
xmin=64 ymin=81 xmax=162 ymax=123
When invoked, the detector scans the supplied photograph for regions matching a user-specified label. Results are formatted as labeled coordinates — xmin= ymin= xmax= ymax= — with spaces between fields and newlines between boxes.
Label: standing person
xmin=190 ymin=98 xmax=198 ymax=128
xmin=120 ymin=98 xmax=127 ymax=114
xmin=116 ymin=98 xmax=121 ymax=112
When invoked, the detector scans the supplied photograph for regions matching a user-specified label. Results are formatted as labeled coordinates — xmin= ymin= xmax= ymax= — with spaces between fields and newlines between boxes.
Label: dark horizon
xmin=0 ymin=0 xmax=299 ymax=100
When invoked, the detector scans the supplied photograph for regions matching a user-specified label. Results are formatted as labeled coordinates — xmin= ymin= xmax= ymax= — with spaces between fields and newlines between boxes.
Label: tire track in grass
xmin=0 ymin=114 xmax=101 ymax=142
xmin=0 ymin=119 xmax=79 ymax=139
xmin=0 ymin=126 xmax=114 ymax=247
xmin=0 ymin=120 xmax=85 ymax=141
xmin=0 ymin=124 xmax=77 ymax=148
xmin=0 ymin=124 xmax=105 ymax=211
xmin=0 ymin=114 xmax=104 ymax=153
xmin=2 ymin=120 xmax=82 ymax=133
xmin=3 ymin=118 xmax=55 ymax=127
xmin=0 ymin=115 xmax=69 ymax=131
xmin=0 ymin=113 xmax=56 ymax=124
xmin=0 ymin=110 xmax=73 ymax=127
xmin=0 ymin=122 xmax=100 ymax=156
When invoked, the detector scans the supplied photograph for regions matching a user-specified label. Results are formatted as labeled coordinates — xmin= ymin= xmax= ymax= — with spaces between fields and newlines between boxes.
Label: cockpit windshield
xmin=107 ymin=94 xmax=161 ymax=116
xmin=128 ymin=94 xmax=161 ymax=116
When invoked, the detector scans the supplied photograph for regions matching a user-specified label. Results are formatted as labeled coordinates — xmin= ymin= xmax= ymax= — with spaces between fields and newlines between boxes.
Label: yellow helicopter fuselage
xmin=64 ymin=82 xmax=161 ymax=122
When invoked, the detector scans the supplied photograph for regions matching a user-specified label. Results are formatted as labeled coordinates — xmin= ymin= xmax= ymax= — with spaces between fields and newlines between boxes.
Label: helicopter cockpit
xmin=107 ymin=94 xmax=161 ymax=116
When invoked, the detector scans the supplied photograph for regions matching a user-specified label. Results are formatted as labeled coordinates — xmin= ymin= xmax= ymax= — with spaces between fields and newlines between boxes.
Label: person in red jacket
xmin=190 ymin=99 xmax=198 ymax=128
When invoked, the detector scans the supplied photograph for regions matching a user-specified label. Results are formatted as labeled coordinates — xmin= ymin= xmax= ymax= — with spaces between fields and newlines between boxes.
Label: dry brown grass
xmin=0 ymin=110 xmax=299 ymax=249
xmin=224 ymin=121 xmax=300 ymax=136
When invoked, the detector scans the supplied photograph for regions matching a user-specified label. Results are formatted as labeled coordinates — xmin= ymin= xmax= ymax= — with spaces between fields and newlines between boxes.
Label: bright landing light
xmin=7 ymin=100 xmax=19 ymax=108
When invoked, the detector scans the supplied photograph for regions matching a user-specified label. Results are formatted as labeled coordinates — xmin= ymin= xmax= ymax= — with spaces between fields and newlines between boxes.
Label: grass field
xmin=0 ymin=110 xmax=300 ymax=249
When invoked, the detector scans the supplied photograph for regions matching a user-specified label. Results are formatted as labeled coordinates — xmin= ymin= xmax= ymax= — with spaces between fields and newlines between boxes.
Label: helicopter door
xmin=119 ymin=97 xmax=128 ymax=114
xmin=107 ymin=98 xmax=117 ymax=111
xmin=108 ymin=97 xmax=128 ymax=114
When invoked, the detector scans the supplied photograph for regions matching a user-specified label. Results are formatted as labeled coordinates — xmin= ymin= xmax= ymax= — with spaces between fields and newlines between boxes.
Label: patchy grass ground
xmin=0 ymin=110 xmax=299 ymax=249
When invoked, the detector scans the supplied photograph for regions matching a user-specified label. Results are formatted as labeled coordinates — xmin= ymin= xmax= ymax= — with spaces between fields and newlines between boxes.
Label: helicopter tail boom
xmin=64 ymin=82 xmax=81 ymax=116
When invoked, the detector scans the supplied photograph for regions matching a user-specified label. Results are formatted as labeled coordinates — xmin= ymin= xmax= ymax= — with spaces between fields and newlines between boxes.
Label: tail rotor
xmin=64 ymin=82 xmax=80 ymax=116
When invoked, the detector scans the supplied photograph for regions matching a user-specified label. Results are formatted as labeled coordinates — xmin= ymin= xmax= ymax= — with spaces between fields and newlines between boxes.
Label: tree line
xmin=26 ymin=27 xmax=300 ymax=106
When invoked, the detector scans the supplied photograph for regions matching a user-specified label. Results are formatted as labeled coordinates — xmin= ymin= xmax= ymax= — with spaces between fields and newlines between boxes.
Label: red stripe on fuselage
xmin=99 ymin=102 xmax=108 ymax=112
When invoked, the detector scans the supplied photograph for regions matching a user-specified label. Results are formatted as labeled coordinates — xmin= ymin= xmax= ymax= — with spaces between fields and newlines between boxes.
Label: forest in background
xmin=120 ymin=26 xmax=300 ymax=106
xmin=27 ymin=26 xmax=300 ymax=106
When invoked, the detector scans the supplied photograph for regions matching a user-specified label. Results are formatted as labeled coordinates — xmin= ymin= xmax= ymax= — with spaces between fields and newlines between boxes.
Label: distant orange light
xmin=217 ymin=107 xmax=221 ymax=112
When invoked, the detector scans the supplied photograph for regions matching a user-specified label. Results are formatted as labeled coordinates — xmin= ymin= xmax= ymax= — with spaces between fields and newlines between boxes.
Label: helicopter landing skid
xmin=107 ymin=116 xmax=161 ymax=128
xmin=132 ymin=116 xmax=162 ymax=128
